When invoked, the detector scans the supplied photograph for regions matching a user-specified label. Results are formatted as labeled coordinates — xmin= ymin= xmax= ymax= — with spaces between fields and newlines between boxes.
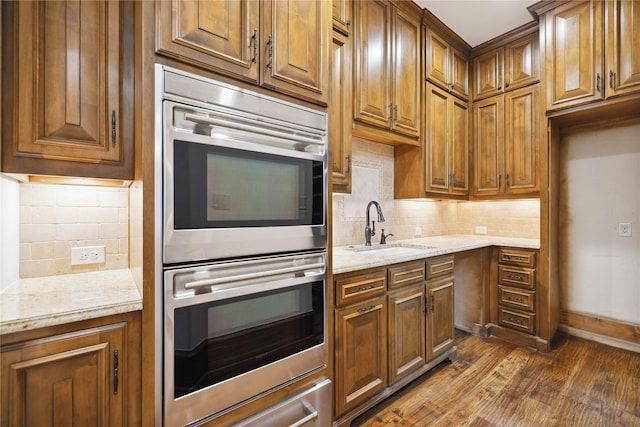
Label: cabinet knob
xmin=505 ymin=81 xmax=510 ymax=88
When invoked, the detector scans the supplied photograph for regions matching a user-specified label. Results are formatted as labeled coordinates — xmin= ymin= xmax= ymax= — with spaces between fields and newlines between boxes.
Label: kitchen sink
xmin=346 ymin=244 xmax=435 ymax=257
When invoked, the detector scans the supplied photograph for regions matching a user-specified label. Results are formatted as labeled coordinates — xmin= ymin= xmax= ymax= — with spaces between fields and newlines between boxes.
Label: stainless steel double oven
xmin=155 ymin=66 xmax=330 ymax=426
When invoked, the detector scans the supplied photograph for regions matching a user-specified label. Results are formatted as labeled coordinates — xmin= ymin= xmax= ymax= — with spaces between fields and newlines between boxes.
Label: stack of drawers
xmin=497 ymin=248 xmax=537 ymax=335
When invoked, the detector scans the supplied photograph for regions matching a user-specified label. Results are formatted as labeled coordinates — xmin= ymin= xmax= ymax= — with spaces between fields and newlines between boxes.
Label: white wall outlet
xmin=71 ymin=246 xmax=106 ymax=265
xmin=618 ymin=223 xmax=632 ymax=237
xmin=475 ymin=226 xmax=488 ymax=235
xmin=414 ymin=226 xmax=422 ymax=237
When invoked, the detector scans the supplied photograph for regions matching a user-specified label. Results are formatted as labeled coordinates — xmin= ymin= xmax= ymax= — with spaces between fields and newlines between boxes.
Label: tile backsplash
xmin=19 ymin=183 xmax=129 ymax=278
xmin=332 ymin=138 xmax=540 ymax=247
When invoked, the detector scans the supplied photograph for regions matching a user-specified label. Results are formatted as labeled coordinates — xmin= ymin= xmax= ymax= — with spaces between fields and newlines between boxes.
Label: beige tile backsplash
xmin=19 ymin=183 xmax=129 ymax=278
xmin=332 ymin=138 xmax=540 ymax=247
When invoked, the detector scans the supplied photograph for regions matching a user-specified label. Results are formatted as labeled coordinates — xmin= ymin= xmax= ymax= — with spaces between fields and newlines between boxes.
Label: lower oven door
xmin=164 ymin=252 xmax=328 ymax=427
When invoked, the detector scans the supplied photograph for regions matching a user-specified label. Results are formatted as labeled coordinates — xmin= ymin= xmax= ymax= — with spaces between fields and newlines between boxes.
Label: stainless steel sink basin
xmin=346 ymin=244 xmax=435 ymax=257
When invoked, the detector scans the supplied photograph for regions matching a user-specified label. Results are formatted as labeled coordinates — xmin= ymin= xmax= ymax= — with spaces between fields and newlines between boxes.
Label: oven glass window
xmin=173 ymin=141 xmax=324 ymax=229
xmin=172 ymin=281 xmax=324 ymax=398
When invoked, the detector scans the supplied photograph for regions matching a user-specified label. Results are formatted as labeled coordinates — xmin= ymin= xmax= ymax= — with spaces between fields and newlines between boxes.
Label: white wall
xmin=559 ymin=122 xmax=640 ymax=324
xmin=1 ymin=175 xmax=20 ymax=291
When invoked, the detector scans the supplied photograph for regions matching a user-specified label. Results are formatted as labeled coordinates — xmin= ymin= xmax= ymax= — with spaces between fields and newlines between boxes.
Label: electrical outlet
xmin=475 ymin=226 xmax=488 ymax=235
xmin=71 ymin=246 xmax=106 ymax=265
xmin=414 ymin=226 xmax=422 ymax=237
xmin=618 ymin=223 xmax=632 ymax=237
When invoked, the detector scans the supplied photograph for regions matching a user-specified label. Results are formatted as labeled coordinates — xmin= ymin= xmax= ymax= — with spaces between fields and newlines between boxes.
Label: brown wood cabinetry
xmin=330 ymin=1 xmax=353 ymax=193
xmin=334 ymin=299 xmax=387 ymax=417
xmin=425 ymin=28 xmax=469 ymax=100
xmin=494 ymin=248 xmax=537 ymax=336
xmin=538 ymin=0 xmax=640 ymax=111
xmin=0 ymin=313 xmax=140 ymax=427
xmin=352 ymin=0 xmax=421 ymax=145
xmin=156 ymin=0 xmax=329 ymax=106
xmin=333 ymin=258 xmax=456 ymax=426
xmin=473 ymin=84 xmax=540 ymax=198
xmin=425 ymin=256 xmax=455 ymax=359
xmin=333 ymin=0 xmax=353 ymax=36
xmin=473 ymin=31 xmax=539 ymax=100
xmin=424 ymin=83 xmax=469 ymax=197
xmin=1 ymin=0 xmax=134 ymax=179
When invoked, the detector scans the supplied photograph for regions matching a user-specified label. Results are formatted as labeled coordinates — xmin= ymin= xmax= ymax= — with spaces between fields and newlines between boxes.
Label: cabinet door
xmin=7 ymin=1 xmax=127 ymax=174
xmin=334 ymin=297 xmax=387 ymax=417
xmin=425 ymin=29 xmax=450 ymax=91
xmin=450 ymin=48 xmax=470 ymax=100
xmin=504 ymin=32 xmax=540 ymax=91
xmin=504 ymin=85 xmax=539 ymax=195
xmin=353 ymin=0 xmax=391 ymax=130
xmin=390 ymin=6 xmax=421 ymax=138
xmin=544 ymin=0 xmax=603 ymax=110
xmin=330 ymin=30 xmax=352 ymax=193
xmin=449 ymin=97 xmax=469 ymax=195
xmin=605 ymin=0 xmax=640 ymax=97
xmin=473 ymin=48 xmax=503 ymax=100
xmin=473 ymin=96 xmax=504 ymax=197
xmin=427 ymin=278 xmax=455 ymax=360
xmin=388 ymin=285 xmax=425 ymax=384
xmin=425 ymin=84 xmax=450 ymax=193
xmin=263 ymin=0 xmax=328 ymax=105
xmin=332 ymin=0 xmax=352 ymax=35
xmin=1 ymin=323 xmax=125 ymax=426
xmin=156 ymin=0 xmax=260 ymax=84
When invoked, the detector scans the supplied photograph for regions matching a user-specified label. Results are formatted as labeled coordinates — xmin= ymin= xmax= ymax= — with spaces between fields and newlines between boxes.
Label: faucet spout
xmin=365 ymin=201 xmax=385 ymax=246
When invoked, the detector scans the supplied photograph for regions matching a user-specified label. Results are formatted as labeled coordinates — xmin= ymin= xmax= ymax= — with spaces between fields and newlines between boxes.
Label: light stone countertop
xmin=0 ymin=269 xmax=142 ymax=335
xmin=333 ymin=234 xmax=540 ymax=275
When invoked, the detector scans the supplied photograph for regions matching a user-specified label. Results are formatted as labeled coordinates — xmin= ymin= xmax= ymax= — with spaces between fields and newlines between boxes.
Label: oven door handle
xmin=288 ymin=401 xmax=318 ymax=427
xmin=183 ymin=262 xmax=326 ymax=291
xmin=184 ymin=113 xmax=325 ymax=147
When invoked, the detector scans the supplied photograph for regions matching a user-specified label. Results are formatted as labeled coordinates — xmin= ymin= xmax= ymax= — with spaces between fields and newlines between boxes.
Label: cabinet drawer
xmin=498 ymin=265 xmax=535 ymax=290
xmin=336 ymin=270 xmax=387 ymax=307
xmin=498 ymin=248 xmax=536 ymax=267
xmin=425 ymin=256 xmax=454 ymax=280
xmin=388 ymin=261 xmax=425 ymax=290
xmin=498 ymin=307 xmax=536 ymax=335
xmin=498 ymin=286 xmax=535 ymax=312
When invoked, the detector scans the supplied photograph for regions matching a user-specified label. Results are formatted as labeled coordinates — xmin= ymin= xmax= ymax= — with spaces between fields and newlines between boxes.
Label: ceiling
xmin=414 ymin=0 xmax=538 ymax=48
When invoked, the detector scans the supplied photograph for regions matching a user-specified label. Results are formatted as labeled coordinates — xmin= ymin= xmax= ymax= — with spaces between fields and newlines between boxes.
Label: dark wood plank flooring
xmin=352 ymin=331 xmax=640 ymax=426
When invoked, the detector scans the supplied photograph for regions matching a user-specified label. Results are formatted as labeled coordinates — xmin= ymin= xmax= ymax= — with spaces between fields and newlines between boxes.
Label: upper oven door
xmin=163 ymin=100 xmax=328 ymax=264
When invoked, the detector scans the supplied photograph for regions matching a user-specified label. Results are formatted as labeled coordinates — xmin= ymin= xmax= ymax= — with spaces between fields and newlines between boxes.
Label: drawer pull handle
xmin=506 ymin=274 xmax=523 ymax=281
xmin=507 ymin=316 xmax=523 ymax=325
xmin=506 ymin=296 xmax=524 ymax=303
xmin=358 ymin=285 xmax=375 ymax=292
xmin=358 ymin=305 xmax=376 ymax=313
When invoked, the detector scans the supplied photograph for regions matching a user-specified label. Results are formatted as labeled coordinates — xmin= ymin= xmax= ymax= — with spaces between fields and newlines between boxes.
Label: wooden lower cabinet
xmin=334 ymin=296 xmax=388 ymax=417
xmin=388 ymin=284 xmax=425 ymax=384
xmin=334 ymin=257 xmax=456 ymax=425
xmin=0 ymin=312 xmax=140 ymax=427
xmin=426 ymin=277 xmax=455 ymax=360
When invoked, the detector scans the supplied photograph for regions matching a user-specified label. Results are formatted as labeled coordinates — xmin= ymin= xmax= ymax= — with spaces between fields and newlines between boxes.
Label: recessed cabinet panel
xmin=504 ymin=33 xmax=539 ymax=91
xmin=330 ymin=30 xmax=353 ymax=193
xmin=474 ymin=49 xmax=503 ymax=99
xmin=426 ymin=86 xmax=450 ymax=192
xmin=388 ymin=285 xmax=425 ymax=384
xmin=473 ymin=96 xmax=504 ymax=196
xmin=606 ymin=0 xmax=640 ymax=97
xmin=545 ymin=0 xmax=603 ymax=109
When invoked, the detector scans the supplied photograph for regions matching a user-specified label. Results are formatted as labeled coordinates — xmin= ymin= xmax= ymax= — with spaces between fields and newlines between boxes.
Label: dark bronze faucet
xmin=365 ymin=201 xmax=385 ymax=246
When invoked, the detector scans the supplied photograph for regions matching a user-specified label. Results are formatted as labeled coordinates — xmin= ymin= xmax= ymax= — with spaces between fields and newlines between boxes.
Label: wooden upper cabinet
xmin=156 ymin=0 xmax=260 ymax=84
xmin=605 ymin=0 xmax=640 ymax=97
xmin=332 ymin=0 xmax=353 ymax=35
xmin=330 ymin=30 xmax=353 ymax=194
xmin=261 ymin=0 xmax=328 ymax=104
xmin=425 ymin=28 xmax=469 ymax=100
xmin=2 ymin=0 xmax=133 ymax=179
xmin=542 ymin=0 xmax=604 ymax=110
xmin=473 ymin=32 xmax=539 ymax=101
xmin=353 ymin=0 xmax=421 ymax=143
xmin=473 ymin=85 xmax=540 ymax=198
xmin=156 ymin=0 xmax=329 ymax=106
xmin=424 ymin=83 xmax=469 ymax=197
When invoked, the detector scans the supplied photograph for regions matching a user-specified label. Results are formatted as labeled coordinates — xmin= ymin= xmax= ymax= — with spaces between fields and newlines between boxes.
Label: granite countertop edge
xmin=332 ymin=234 xmax=540 ymax=275
xmin=0 ymin=269 xmax=142 ymax=335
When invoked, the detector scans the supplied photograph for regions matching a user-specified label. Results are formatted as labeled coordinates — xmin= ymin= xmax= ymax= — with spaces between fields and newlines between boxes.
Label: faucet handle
xmin=380 ymin=229 xmax=394 ymax=245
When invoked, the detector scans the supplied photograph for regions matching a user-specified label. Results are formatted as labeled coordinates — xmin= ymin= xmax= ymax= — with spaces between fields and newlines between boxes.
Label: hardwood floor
xmin=352 ymin=330 xmax=640 ymax=426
